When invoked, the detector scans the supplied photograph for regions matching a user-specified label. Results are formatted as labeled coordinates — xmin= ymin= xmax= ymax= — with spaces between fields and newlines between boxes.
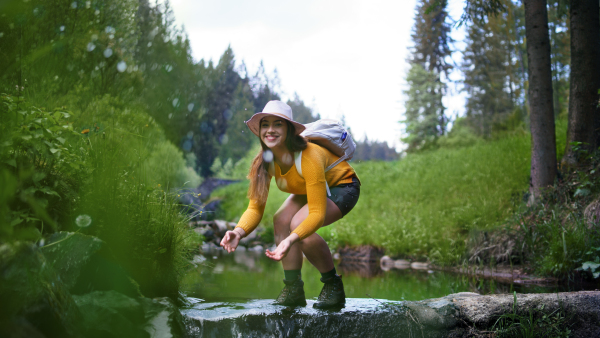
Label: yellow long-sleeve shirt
xmin=235 ymin=142 xmax=358 ymax=240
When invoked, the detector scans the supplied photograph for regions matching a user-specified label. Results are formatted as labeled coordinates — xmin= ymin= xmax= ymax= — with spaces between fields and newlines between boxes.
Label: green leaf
xmin=582 ymin=261 xmax=600 ymax=271
xmin=158 ymin=248 xmax=167 ymax=254
xmin=53 ymin=112 xmax=62 ymax=120
xmin=3 ymin=159 xmax=16 ymax=167
xmin=10 ymin=218 xmax=23 ymax=226
xmin=21 ymin=135 xmax=32 ymax=141
xmin=49 ymin=148 xmax=60 ymax=154
xmin=56 ymin=137 xmax=66 ymax=144
xmin=32 ymin=172 xmax=46 ymax=182
xmin=574 ymin=188 xmax=590 ymax=197
xmin=40 ymin=186 xmax=60 ymax=198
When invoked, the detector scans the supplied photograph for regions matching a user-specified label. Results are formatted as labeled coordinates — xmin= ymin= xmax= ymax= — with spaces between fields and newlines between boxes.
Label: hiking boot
xmin=275 ymin=276 xmax=307 ymax=306
xmin=313 ymin=274 xmax=346 ymax=309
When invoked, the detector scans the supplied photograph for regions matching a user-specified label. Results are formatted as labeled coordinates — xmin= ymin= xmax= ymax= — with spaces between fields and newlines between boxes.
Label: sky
xmin=167 ymin=0 xmax=467 ymax=149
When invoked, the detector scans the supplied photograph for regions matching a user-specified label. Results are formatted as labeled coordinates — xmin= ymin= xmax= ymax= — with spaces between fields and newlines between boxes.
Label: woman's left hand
xmin=265 ymin=239 xmax=292 ymax=261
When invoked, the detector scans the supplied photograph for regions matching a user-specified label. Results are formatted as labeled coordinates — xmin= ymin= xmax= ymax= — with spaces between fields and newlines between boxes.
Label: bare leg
xmin=273 ymin=194 xmax=307 ymax=271
xmin=290 ymin=199 xmax=343 ymax=273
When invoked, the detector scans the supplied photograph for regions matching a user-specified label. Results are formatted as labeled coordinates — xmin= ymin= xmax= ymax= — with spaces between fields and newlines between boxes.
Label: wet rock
xmin=411 ymin=262 xmax=429 ymax=270
xmin=180 ymin=292 xmax=600 ymax=337
xmin=196 ymin=178 xmax=239 ymax=202
xmin=190 ymin=255 xmax=206 ymax=267
xmin=41 ymin=232 xmax=103 ymax=290
xmin=201 ymin=200 xmax=222 ymax=221
xmin=379 ymin=255 xmax=394 ymax=271
xmin=201 ymin=242 xmax=218 ymax=254
xmin=249 ymin=245 xmax=264 ymax=253
xmin=213 ymin=220 xmax=228 ymax=235
xmin=195 ymin=227 xmax=214 ymax=242
xmin=453 ymin=291 xmax=600 ymax=329
xmin=181 ymin=298 xmax=443 ymax=337
xmin=239 ymin=230 xmax=257 ymax=247
xmin=394 ymin=259 xmax=411 ymax=269
xmin=339 ymin=245 xmax=384 ymax=263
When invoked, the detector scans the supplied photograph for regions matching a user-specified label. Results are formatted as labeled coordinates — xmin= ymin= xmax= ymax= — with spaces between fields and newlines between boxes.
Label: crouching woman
xmin=220 ymin=100 xmax=360 ymax=308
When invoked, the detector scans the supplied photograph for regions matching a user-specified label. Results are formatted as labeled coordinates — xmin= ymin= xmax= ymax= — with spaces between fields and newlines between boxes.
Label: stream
xmin=181 ymin=249 xmax=569 ymax=303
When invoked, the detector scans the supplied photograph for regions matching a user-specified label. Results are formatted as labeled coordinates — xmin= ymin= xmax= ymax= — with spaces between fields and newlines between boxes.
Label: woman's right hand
xmin=220 ymin=229 xmax=242 ymax=253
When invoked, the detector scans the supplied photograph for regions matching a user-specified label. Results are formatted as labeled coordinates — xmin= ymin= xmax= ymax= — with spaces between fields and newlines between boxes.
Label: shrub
xmin=0 ymin=94 xmax=85 ymax=242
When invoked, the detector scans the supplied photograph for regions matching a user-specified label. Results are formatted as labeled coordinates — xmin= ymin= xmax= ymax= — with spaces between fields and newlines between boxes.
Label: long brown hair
xmin=247 ymin=120 xmax=308 ymax=203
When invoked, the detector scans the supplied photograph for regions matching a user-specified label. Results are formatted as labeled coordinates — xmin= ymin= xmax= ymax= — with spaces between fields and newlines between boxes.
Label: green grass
xmin=215 ymin=121 xmax=568 ymax=265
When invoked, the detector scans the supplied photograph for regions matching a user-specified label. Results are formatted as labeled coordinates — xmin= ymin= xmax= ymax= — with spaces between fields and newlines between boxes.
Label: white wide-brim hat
xmin=245 ymin=100 xmax=306 ymax=137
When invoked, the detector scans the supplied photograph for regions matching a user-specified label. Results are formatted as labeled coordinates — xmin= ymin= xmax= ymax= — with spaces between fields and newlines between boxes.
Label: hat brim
xmin=245 ymin=112 xmax=306 ymax=137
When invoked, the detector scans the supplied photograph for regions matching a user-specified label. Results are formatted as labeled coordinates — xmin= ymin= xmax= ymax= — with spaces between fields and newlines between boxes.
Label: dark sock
xmin=321 ymin=267 xmax=337 ymax=280
xmin=284 ymin=269 xmax=302 ymax=281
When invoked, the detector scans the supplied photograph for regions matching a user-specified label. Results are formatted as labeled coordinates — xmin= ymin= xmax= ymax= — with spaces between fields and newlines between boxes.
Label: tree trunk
xmin=524 ymin=0 xmax=557 ymax=201
xmin=561 ymin=0 xmax=600 ymax=168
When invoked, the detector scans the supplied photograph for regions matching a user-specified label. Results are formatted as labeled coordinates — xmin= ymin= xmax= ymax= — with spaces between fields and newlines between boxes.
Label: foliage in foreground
xmin=0 ymin=94 xmax=201 ymax=298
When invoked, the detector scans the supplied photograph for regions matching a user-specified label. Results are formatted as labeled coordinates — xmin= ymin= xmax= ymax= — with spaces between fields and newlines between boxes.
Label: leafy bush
xmin=1 ymin=93 xmax=201 ymax=297
xmin=0 ymin=94 xmax=85 ymax=242
xmin=505 ymin=141 xmax=600 ymax=277
xmin=146 ymin=142 xmax=201 ymax=189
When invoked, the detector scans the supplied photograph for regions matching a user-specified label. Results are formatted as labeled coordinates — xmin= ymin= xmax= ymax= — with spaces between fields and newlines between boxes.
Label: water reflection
xmin=181 ymin=251 xmax=568 ymax=302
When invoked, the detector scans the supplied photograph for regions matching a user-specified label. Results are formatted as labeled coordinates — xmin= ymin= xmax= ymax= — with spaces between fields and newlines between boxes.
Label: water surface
xmin=182 ymin=250 xmax=567 ymax=302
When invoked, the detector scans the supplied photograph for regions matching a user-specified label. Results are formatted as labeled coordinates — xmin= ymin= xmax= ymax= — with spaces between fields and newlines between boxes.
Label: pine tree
xmin=402 ymin=0 xmax=452 ymax=152
xmin=462 ymin=1 xmax=521 ymax=137
xmin=194 ymin=47 xmax=243 ymax=177
xmin=287 ymin=93 xmax=320 ymax=124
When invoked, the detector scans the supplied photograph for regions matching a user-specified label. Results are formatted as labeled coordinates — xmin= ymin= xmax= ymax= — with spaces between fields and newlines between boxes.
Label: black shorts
xmin=327 ymin=177 xmax=360 ymax=217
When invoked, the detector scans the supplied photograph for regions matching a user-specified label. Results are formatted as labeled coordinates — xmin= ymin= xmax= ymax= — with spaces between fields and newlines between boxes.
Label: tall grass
xmin=335 ymin=135 xmax=532 ymax=263
xmin=215 ymin=121 xmax=568 ymax=265
xmin=72 ymin=98 xmax=201 ymax=298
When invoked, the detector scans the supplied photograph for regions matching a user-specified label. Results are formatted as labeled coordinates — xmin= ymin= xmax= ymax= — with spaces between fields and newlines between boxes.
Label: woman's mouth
xmin=265 ymin=135 xmax=278 ymax=142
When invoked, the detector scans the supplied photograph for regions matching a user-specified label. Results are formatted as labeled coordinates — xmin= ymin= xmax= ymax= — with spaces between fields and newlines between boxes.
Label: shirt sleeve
xmin=291 ymin=151 xmax=328 ymax=240
xmin=235 ymin=178 xmax=270 ymax=235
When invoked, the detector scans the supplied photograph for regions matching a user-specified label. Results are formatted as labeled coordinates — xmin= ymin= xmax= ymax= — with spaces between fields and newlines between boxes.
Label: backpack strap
xmin=295 ymin=151 xmax=331 ymax=196
xmin=325 ymin=154 xmax=348 ymax=172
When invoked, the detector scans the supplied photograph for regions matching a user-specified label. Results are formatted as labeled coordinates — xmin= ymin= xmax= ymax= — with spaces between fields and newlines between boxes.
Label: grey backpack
xmin=294 ymin=119 xmax=356 ymax=196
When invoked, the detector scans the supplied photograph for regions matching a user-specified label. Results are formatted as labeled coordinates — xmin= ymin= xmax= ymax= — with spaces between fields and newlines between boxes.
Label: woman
xmin=220 ymin=100 xmax=360 ymax=308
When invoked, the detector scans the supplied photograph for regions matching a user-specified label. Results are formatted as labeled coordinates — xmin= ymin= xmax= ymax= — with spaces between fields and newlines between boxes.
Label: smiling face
xmin=260 ymin=116 xmax=288 ymax=150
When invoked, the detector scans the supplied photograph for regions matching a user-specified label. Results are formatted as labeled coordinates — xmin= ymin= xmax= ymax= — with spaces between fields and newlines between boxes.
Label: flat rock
xmin=182 ymin=298 xmax=452 ymax=337
xmin=181 ymin=291 xmax=600 ymax=337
